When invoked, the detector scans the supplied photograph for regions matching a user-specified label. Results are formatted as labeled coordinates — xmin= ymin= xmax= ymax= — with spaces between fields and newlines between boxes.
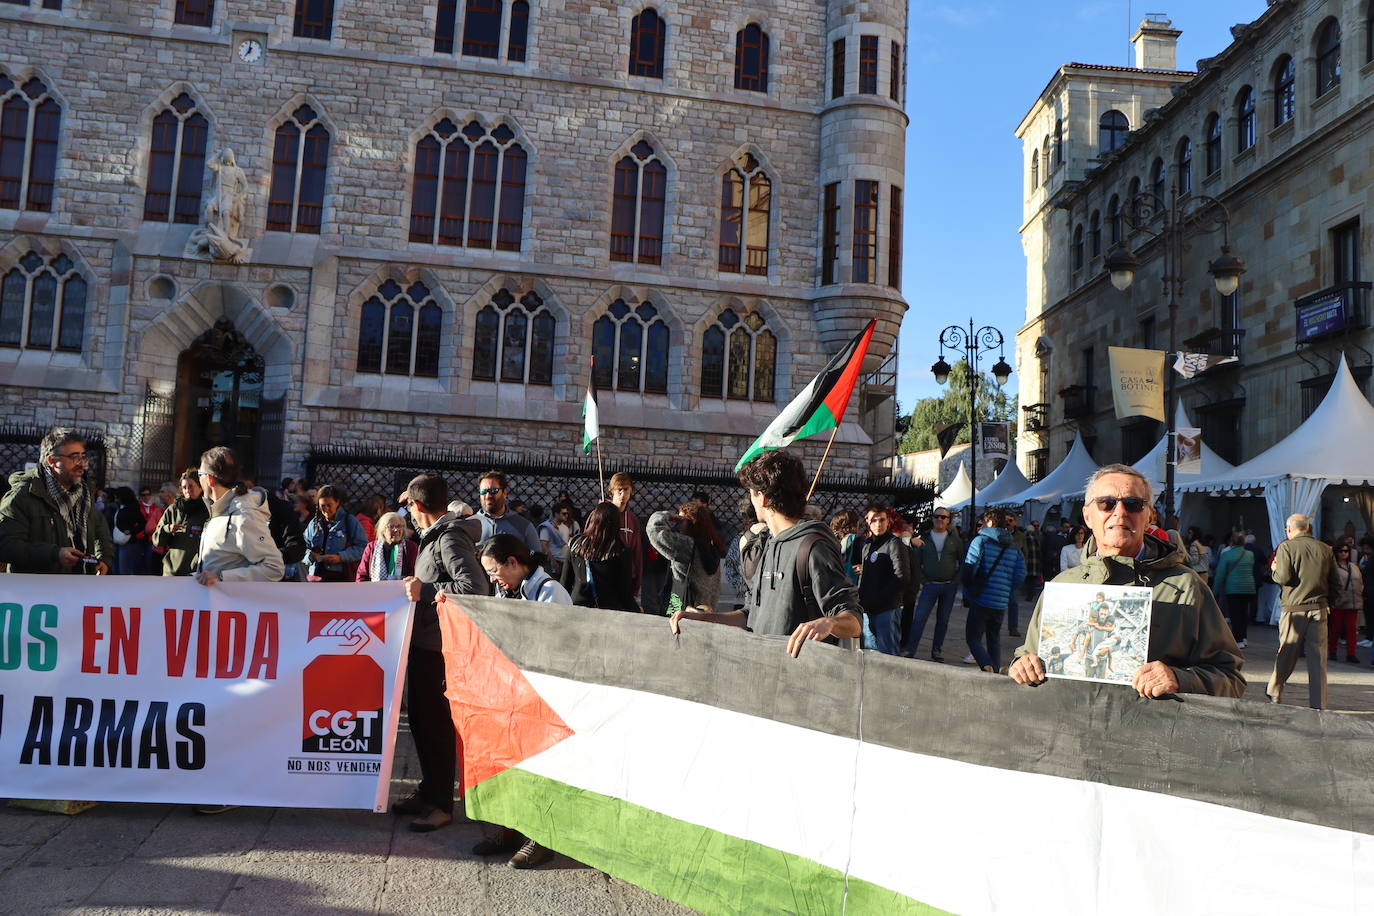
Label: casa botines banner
xmin=0 ymin=577 xmax=411 ymax=812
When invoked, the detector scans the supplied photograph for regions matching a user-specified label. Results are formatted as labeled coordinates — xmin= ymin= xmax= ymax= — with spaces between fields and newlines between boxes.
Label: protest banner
xmin=441 ymin=595 xmax=1374 ymax=916
xmin=0 ymin=577 xmax=411 ymax=812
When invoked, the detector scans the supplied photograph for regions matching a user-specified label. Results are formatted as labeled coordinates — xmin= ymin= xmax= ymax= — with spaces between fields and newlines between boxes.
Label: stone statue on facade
xmin=187 ymin=148 xmax=250 ymax=264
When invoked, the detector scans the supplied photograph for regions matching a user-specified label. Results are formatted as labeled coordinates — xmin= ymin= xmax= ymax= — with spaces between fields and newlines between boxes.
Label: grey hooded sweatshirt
xmin=745 ymin=519 xmax=862 ymax=637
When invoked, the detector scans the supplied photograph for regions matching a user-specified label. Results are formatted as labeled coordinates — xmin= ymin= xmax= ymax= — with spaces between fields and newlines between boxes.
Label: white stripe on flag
xmin=520 ymin=672 xmax=1374 ymax=916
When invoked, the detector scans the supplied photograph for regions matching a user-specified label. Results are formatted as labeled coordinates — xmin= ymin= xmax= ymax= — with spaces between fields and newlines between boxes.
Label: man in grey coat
xmin=1268 ymin=513 xmax=1340 ymax=708
xmin=400 ymin=473 xmax=486 ymax=832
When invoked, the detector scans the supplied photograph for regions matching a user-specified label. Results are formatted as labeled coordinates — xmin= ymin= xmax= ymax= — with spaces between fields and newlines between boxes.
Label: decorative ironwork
xmin=0 ymin=424 xmax=107 ymax=492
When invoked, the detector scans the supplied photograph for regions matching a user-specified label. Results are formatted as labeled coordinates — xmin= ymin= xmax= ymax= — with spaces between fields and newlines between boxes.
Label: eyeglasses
xmin=1090 ymin=496 xmax=1148 ymax=514
xmin=478 ymin=487 xmax=504 ymax=496
xmin=53 ymin=451 xmax=88 ymax=463
xmin=933 ymin=514 xmax=951 ymax=520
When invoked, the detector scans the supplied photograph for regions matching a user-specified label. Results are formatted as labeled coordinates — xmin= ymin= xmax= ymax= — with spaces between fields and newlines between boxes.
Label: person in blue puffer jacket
xmin=962 ymin=506 xmax=1026 ymax=673
xmin=303 ymin=484 xmax=369 ymax=581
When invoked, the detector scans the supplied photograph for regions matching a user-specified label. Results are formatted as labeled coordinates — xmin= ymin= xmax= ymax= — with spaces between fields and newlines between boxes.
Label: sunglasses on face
xmin=1090 ymin=496 xmax=1148 ymax=514
xmin=478 ymin=487 xmax=504 ymax=496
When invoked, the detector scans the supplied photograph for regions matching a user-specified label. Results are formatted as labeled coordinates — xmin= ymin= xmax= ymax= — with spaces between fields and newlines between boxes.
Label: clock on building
xmin=237 ymin=40 xmax=263 ymax=63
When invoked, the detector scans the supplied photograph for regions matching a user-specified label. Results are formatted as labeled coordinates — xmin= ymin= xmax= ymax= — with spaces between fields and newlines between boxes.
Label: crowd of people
xmin=3 ymin=426 xmax=1359 ymax=867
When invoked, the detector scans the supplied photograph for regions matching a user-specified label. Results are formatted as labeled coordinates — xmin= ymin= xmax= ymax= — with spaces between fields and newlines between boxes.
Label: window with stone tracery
xmin=144 ymin=92 xmax=208 ymax=224
xmin=266 ymin=104 xmax=329 ymax=233
xmin=701 ymin=309 xmax=775 ymax=402
xmin=718 ymin=153 xmax=770 ymax=275
xmin=610 ymin=140 xmax=666 ymax=265
xmin=0 ymin=250 xmax=86 ymax=353
xmin=356 ymin=279 xmax=442 ymax=378
xmin=410 ymin=119 xmax=526 ymax=251
xmin=592 ymin=298 xmax=669 ymax=394
xmin=0 ymin=73 xmax=61 ymax=213
xmin=472 ymin=289 xmax=554 ymax=384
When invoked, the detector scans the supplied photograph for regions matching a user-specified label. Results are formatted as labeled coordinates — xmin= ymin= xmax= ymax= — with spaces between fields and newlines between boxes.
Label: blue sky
xmin=896 ymin=1 xmax=1266 ymax=413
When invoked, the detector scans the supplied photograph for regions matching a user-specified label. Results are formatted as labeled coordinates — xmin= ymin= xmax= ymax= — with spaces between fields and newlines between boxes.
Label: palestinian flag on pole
xmin=735 ymin=319 xmax=876 ymax=471
xmin=581 ymin=359 xmax=599 ymax=454
xmin=440 ymin=596 xmax=1374 ymax=916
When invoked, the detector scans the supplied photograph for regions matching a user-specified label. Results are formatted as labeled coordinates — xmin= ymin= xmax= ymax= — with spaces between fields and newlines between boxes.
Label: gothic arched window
xmin=356 ymin=279 xmax=442 ymax=378
xmin=0 ymin=74 xmax=61 ymax=213
xmin=0 ymin=250 xmax=87 ymax=352
xmin=610 ymin=140 xmax=666 ymax=265
xmin=175 ymin=0 xmax=214 ymax=26
xmin=267 ymin=104 xmax=329 ymax=233
xmin=472 ymin=289 xmax=555 ymax=384
xmin=410 ymin=119 xmax=527 ymax=251
xmin=734 ymin=23 xmax=769 ymax=92
xmin=591 ymin=298 xmax=669 ymax=394
xmin=701 ymin=309 xmax=775 ymax=401
xmin=144 ymin=93 xmax=208 ymax=224
xmin=293 ymin=0 xmax=334 ymax=39
xmin=629 ymin=9 xmax=666 ymax=78
xmin=718 ymin=152 xmax=770 ymax=275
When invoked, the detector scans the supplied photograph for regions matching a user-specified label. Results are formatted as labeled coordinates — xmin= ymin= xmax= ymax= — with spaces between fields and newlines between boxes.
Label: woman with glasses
xmin=355 ymin=511 xmax=417 ymax=582
xmin=1059 ymin=525 xmax=1088 ymax=571
xmin=1213 ymin=532 xmax=1256 ymax=649
xmin=1330 ymin=543 xmax=1363 ymax=664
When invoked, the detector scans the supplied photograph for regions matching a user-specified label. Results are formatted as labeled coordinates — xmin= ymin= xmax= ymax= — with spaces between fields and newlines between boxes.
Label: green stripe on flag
xmin=467 ymin=767 xmax=948 ymax=916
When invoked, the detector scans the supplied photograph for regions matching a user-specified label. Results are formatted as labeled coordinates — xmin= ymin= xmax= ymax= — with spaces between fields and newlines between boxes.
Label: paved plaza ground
xmin=3 ymin=603 xmax=1370 ymax=915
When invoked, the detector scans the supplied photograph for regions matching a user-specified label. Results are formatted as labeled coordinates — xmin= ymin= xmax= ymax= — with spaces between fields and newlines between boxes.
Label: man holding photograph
xmin=1008 ymin=464 xmax=1244 ymax=698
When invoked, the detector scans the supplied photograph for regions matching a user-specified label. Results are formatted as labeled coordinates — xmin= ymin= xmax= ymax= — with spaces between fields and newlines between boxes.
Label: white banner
xmin=0 ymin=577 xmax=411 ymax=812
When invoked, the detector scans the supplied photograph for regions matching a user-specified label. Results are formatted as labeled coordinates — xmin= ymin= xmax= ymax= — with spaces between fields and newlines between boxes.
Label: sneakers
xmin=1236 ymin=639 xmax=1246 ymax=649
xmin=390 ymin=792 xmax=426 ymax=816
xmin=408 ymin=808 xmax=453 ymax=833
xmin=472 ymin=828 xmax=523 ymax=857
xmin=508 ymin=838 xmax=553 ymax=869
xmin=930 ymin=650 xmax=945 ymax=663
xmin=1359 ymin=639 xmax=1373 ymax=648
xmin=962 ymin=653 xmax=976 ymax=665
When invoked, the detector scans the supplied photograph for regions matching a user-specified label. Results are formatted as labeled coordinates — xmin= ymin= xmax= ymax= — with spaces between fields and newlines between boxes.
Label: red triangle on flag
xmin=438 ymin=600 xmax=575 ymax=790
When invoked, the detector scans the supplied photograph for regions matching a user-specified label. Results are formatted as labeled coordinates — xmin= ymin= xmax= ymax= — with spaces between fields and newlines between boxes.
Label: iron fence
xmin=305 ymin=445 xmax=936 ymax=533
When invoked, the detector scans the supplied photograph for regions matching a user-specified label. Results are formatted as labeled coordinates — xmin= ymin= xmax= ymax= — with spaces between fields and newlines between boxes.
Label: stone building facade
xmin=1014 ymin=2 xmax=1374 ymax=484
xmin=0 ymin=0 xmax=907 ymax=488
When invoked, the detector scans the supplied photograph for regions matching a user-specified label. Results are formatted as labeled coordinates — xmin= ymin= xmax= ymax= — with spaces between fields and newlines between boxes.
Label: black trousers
xmin=407 ymin=645 xmax=456 ymax=814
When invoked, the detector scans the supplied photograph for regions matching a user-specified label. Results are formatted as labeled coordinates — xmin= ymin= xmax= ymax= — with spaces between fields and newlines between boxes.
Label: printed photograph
xmin=1037 ymin=583 xmax=1153 ymax=686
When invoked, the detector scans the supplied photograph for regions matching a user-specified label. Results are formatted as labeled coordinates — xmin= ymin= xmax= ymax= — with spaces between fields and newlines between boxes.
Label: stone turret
xmin=813 ymin=0 xmax=908 ymax=368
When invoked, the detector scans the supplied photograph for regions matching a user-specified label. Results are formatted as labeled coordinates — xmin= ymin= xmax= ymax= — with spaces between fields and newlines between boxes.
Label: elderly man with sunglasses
xmin=1009 ymin=464 xmax=1244 ymax=698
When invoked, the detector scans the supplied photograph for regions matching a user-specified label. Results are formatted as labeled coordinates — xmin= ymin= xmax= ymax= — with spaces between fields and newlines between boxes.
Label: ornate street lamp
xmin=1104 ymin=187 xmax=1245 ymax=521
xmin=931 ymin=321 xmax=1011 ymax=522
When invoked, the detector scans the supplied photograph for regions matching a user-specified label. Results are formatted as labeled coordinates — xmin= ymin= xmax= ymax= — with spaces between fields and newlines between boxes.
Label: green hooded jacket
xmin=0 ymin=468 xmax=115 ymax=574
xmin=1015 ymin=532 xmax=1245 ymax=698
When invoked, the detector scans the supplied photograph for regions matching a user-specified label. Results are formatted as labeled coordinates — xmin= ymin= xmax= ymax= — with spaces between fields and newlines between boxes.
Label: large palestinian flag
xmin=735 ymin=319 xmax=876 ymax=470
xmin=440 ymin=596 xmax=1374 ymax=915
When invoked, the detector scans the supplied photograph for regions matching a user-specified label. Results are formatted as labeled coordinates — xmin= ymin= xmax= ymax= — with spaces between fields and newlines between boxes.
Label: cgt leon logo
xmin=302 ymin=612 xmax=386 ymax=755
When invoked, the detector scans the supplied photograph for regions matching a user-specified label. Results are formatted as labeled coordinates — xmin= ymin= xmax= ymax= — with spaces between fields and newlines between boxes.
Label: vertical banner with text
xmin=979 ymin=422 xmax=1010 ymax=461
xmin=1108 ymin=346 xmax=1166 ymax=421
xmin=0 ymin=577 xmax=411 ymax=811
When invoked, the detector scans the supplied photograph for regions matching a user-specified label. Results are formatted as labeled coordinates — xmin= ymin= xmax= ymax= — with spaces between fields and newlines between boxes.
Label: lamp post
xmin=1104 ymin=185 xmax=1246 ymax=523
xmin=931 ymin=321 xmax=1012 ymax=524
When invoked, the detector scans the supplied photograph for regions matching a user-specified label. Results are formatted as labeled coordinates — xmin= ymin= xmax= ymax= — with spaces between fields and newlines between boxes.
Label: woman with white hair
xmin=356 ymin=511 xmax=417 ymax=581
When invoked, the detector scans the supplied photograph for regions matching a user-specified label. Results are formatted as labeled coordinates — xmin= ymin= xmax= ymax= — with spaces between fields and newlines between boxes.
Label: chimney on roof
xmin=1132 ymin=14 xmax=1182 ymax=70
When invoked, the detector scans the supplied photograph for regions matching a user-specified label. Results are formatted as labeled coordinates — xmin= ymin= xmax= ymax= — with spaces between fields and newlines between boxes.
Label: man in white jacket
xmin=194 ymin=446 xmax=284 ymax=585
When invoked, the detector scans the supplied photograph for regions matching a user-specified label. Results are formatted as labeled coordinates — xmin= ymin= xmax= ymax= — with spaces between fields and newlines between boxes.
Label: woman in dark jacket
xmin=112 ymin=486 xmax=148 ymax=575
xmin=151 ymin=470 xmax=210 ymax=576
xmin=560 ymin=502 xmax=639 ymax=611
xmin=856 ymin=503 xmax=910 ymax=656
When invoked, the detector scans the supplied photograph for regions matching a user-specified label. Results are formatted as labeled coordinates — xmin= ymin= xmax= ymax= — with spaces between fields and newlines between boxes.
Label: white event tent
xmin=991 ymin=432 xmax=1099 ymax=522
xmin=934 ymin=463 xmax=973 ymax=509
xmin=946 ymin=458 xmax=1031 ymax=513
xmin=1176 ymin=355 xmax=1374 ymax=548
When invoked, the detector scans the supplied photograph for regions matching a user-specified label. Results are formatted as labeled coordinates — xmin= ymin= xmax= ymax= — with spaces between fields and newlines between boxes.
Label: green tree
xmin=898 ymin=361 xmax=1017 ymax=455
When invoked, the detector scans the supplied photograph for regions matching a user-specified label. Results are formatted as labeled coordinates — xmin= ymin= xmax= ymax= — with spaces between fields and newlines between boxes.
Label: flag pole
xmin=595 ymin=435 xmax=606 ymax=501
xmin=805 ymin=425 xmax=841 ymax=503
